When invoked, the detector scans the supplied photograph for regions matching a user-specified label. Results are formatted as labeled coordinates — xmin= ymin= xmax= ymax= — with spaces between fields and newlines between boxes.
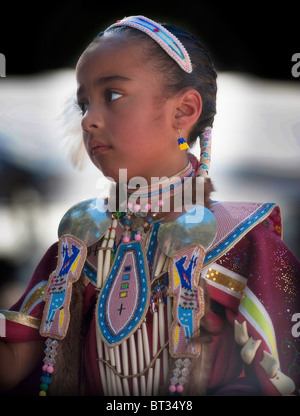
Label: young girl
xmin=0 ymin=16 xmax=299 ymax=397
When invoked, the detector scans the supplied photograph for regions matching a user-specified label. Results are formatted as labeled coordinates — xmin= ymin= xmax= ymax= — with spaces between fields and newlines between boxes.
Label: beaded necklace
xmin=119 ymin=162 xmax=193 ymax=244
xmin=126 ymin=162 xmax=193 ymax=209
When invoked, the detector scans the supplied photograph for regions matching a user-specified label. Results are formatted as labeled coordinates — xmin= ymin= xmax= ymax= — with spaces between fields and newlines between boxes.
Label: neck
xmin=106 ymin=160 xmax=214 ymax=216
xmin=108 ymin=162 xmax=214 ymax=243
xmin=123 ymin=161 xmax=193 ymax=213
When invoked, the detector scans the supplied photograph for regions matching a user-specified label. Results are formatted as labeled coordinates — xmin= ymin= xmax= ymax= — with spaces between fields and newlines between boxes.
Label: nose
xmin=81 ymin=106 xmax=104 ymax=132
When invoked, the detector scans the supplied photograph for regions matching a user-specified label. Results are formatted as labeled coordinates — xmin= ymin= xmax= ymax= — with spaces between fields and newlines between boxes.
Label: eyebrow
xmin=77 ymin=75 xmax=132 ymax=97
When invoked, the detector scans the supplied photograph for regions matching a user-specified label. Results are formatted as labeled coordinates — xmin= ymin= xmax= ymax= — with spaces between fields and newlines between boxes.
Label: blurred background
xmin=0 ymin=2 xmax=299 ymax=308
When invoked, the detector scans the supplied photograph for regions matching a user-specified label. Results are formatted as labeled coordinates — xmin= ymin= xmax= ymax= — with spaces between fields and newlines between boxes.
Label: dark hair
xmin=162 ymin=24 xmax=218 ymax=146
xmin=93 ymin=23 xmax=217 ymax=147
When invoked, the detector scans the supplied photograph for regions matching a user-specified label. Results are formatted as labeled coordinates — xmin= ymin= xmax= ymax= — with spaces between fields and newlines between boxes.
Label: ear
xmin=173 ymin=89 xmax=202 ymax=131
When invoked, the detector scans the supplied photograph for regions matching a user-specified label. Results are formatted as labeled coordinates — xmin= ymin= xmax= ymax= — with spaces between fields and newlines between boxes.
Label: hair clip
xmin=105 ymin=15 xmax=193 ymax=74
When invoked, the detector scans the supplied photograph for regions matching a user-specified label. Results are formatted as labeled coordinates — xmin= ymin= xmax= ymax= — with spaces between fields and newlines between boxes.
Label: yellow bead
xmin=39 ymin=390 xmax=47 ymax=396
xmin=179 ymin=142 xmax=189 ymax=150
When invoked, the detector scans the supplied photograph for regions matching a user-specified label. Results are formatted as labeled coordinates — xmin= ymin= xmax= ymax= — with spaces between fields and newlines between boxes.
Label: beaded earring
xmin=177 ymin=130 xmax=189 ymax=151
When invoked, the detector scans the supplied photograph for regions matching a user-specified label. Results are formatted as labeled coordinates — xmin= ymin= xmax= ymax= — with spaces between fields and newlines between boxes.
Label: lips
xmin=89 ymin=140 xmax=112 ymax=155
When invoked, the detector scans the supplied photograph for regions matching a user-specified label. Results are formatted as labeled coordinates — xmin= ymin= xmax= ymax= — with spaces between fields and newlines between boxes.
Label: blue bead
xmin=40 ymin=374 xmax=52 ymax=384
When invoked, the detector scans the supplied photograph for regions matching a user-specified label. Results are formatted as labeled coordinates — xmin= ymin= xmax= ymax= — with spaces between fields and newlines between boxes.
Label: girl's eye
xmin=106 ymin=90 xmax=123 ymax=102
xmin=75 ymin=101 xmax=88 ymax=115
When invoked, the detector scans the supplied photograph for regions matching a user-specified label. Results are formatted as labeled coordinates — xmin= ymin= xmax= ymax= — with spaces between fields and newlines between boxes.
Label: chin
xmin=95 ymin=164 xmax=122 ymax=183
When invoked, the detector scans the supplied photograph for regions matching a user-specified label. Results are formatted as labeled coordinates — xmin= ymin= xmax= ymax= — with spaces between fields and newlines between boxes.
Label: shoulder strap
xmin=204 ymin=201 xmax=280 ymax=266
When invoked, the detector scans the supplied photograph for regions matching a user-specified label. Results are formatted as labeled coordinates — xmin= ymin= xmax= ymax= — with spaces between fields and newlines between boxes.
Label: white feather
xmin=56 ymin=91 xmax=89 ymax=170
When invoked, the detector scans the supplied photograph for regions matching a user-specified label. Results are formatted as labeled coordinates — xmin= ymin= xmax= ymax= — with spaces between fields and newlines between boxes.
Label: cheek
xmin=82 ymin=132 xmax=90 ymax=155
xmin=82 ymin=131 xmax=88 ymax=146
xmin=109 ymin=96 xmax=172 ymax=152
xmin=110 ymin=113 xmax=153 ymax=149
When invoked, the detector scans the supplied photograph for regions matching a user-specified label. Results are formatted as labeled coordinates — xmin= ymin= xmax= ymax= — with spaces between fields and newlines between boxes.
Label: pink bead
xmin=134 ymin=233 xmax=142 ymax=241
xmin=123 ymin=236 xmax=130 ymax=243
xmin=176 ymin=384 xmax=184 ymax=393
xmin=47 ymin=366 xmax=54 ymax=374
xmin=134 ymin=204 xmax=141 ymax=212
xmin=168 ymin=384 xmax=176 ymax=393
xmin=42 ymin=364 xmax=48 ymax=372
xmin=145 ymin=203 xmax=151 ymax=211
xmin=127 ymin=202 xmax=133 ymax=210
xmin=158 ymin=200 xmax=164 ymax=207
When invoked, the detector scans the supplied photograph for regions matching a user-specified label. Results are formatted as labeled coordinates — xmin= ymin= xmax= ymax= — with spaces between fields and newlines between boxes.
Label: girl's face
xmin=76 ymin=34 xmax=188 ymax=182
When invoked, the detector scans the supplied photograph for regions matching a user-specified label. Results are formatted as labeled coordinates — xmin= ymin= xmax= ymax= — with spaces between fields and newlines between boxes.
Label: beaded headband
xmin=105 ymin=15 xmax=193 ymax=73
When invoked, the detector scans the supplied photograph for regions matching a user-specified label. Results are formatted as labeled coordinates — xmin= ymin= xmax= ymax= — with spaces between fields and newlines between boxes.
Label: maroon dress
xmin=1 ymin=201 xmax=299 ymax=396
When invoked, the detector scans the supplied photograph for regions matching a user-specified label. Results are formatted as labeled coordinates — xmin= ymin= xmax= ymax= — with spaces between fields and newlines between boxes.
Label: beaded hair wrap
xmin=105 ymin=15 xmax=193 ymax=73
xmin=197 ymin=127 xmax=212 ymax=177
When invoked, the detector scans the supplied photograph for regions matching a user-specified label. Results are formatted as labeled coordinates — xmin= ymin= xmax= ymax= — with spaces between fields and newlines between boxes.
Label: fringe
xmin=48 ymin=273 xmax=85 ymax=395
